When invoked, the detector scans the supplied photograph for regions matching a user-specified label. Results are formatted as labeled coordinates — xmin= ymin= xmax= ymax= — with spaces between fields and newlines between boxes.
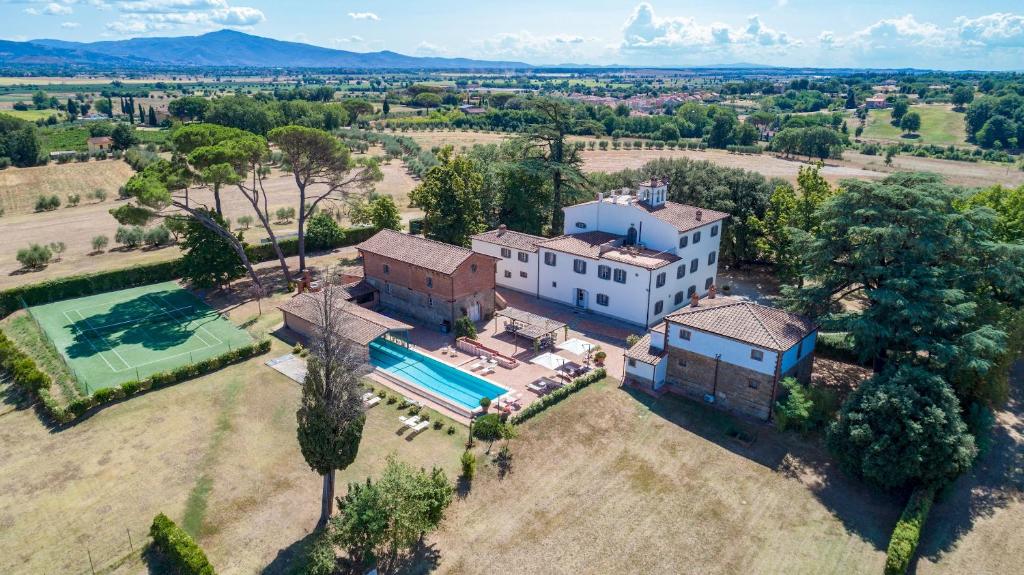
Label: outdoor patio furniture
xmin=527 ymin=381 xmax=548 ymax=394
xmin=482 ymin=367 xmax=495 ymax=375
xmin=399 ymin=415 xmax=419 ymax=426
xmin=364 ymin=396 xmax=381 ymax=408
xmin=408 ymin=421 xmax=431 ymax=435
xmin=470 ymin=362 xmax=484 ymax=371
xmin=361 ymin=392 xmax=375 ymax=401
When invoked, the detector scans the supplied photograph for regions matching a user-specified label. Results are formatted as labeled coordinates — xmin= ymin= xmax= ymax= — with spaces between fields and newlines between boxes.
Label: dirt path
xmin=913 ymin=362 xmax=1024 ymax=575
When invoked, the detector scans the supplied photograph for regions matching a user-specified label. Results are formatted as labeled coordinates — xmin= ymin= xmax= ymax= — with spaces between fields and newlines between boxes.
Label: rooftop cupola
xmin=638 ymin=177 xmax=668 ymax=208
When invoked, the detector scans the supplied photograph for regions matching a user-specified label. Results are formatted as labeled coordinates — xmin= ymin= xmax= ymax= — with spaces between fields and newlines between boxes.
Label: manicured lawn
xmin=860 ymin=105 xmax=968 ymax=147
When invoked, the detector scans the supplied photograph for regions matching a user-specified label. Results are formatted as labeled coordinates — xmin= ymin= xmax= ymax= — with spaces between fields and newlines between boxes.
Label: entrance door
xmin=468 ymin=302 xmax=482 ymax=322
xmin=575 ymin=288 xmax=588 ymax=309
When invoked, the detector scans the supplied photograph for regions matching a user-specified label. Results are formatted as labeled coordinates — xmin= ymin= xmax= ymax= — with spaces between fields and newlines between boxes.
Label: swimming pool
xmin=369 ymin=339 xmax=508 ymax=411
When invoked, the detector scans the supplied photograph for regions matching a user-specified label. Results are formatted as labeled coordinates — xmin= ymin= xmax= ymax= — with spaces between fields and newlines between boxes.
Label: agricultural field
xmin=0 ymin=159 xmax=420 ymax=289
xmin=0 ymin=108 xmax=62 ymax=122
xmin=857 ymin=105 xmax=969 ymax=147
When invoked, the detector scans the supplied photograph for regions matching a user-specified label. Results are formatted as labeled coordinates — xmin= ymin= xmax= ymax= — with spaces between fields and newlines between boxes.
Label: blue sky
xmin=2 ymin=1 xmax=1024 ymax=70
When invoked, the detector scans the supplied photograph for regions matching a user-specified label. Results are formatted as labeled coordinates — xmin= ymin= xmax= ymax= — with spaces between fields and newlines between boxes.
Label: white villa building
xmin=471 ymin=178 xmax=729 ymax=327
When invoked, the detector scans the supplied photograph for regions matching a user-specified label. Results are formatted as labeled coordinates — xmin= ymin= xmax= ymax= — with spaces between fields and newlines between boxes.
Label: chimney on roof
xmin=695 ymin=209 xmax=703 ymax=222
xmin=497 ymin=224 xmax=507 ymax=236
xmin=709 ymin=284 xmax=717 ymax=299
xmin=690 ymin=292 xmax=700 ymax=307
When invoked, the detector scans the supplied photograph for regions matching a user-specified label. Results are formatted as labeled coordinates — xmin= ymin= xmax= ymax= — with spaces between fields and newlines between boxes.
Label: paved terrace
xmin=369 ymin=288 xmax=639 ymax=424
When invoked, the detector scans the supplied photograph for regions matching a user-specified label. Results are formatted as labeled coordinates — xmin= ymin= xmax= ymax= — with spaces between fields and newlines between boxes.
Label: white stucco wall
xmin=625 ymin=357 xmax=656 ymax=382
xmin=537 ymin=247 xmax=656 ymax=326
xmin=665 ymin=322 xmax=778 ymax=376
xmin=471 ymin=239 xmax=539 ymax=295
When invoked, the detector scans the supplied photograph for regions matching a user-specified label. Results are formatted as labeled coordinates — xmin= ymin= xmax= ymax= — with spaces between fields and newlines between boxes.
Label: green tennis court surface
xmin=29 ymin=281 xmax=254 ymax=393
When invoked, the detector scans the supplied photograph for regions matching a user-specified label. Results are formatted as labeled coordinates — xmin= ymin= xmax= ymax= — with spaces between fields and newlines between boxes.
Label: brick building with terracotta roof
xmin=357 ymin=229 xmax=497 ymax=332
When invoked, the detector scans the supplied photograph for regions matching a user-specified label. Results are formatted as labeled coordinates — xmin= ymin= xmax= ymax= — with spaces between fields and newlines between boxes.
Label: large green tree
xmin=827 ymin=363 xmax=977 ymax=490
xmin=269 ymin=125 xmax=380 ymax=271
xmin=520 ymin=97 xmax=587 ymax=233
xmin=332 ymin=455 xmax=453 ymax=569
xmin=785 ymin=173 xmax=1024 ymax=381
xmin=297 ymin=284 xmax=369 ymax=531
xmin=960 ymin=183 xmax=1024 ymax=243
xmin=409 ymin=146 xmax=486 ymax=246
xmin=178 ymin=210 xmax=245 ymax=289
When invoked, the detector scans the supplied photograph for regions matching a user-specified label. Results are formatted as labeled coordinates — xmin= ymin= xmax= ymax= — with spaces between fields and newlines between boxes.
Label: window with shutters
xmin=613 ymin=268 xmax=627 ymax=283
xmin=573 ymin=259 xmax=587 ymax=274
xmin=544 ymin=252 xmax=557 ymax=266
xmin=656 ymin=272 xmax=666 ymax=287
xmin=518 ymin=252 xmax=529 ymax=262
xmin=598 ymin=265 xmax=611 ymax=280
xmin=500 ymin=247 xmax=512 ymax=258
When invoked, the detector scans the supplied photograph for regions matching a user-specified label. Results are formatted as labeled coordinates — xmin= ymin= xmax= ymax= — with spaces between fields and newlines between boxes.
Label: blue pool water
xmin=369 ymin=339 xmax=507 ymax=410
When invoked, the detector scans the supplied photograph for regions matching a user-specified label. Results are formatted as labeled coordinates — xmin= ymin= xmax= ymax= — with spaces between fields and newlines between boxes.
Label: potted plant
xmin=479 ymin=397 xmax=491 ymax=413
xmin=593 ymin=350 xmax=607 ymax=366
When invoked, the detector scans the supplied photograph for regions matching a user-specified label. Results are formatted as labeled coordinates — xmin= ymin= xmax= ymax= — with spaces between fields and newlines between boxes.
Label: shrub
xmin=432 ymin=420 xmax=443 ymax=430
xmin=386 ymin=395 xmax=398 ymax=404
xmin=460 ymin=450 xmax=476 ymax=479
xmin=510 ymin=368 xmax=606 ymax=425
xmin=454 ymin=316 xmax=477 ymax=339
xmin=0 ymin=330 xmax=52 ymax=393
xmin=16 ymin=244 xmax=53 ymax=269
xmin=143 ymin=225 xmax=171 ymax=247
xmin=447 ymin=425 xmax=456 ymax=435
xmin=66 ymin=193 xmax=81 ymax=207
xmin=34 ymin=195 xmax=60 ymax=211
xmin=274 ymin=206 xmax=296 ymax=223
xmin=479 ymin=396 xmax=491 ymax=411
xmin=236 ymin=215 xmax=253 ymax=230
xmin=625 ymin=334 xmax=641 ymax=348
xmin=305 ymin=211 xmax=345 ymax=251
xmin=884 ymin=486 xmax=935 ymax=575
xmin=774 ymin=377 xmax=813 ymax=433
xmin=149 ymin=512 xmax=217 ymax=575
xmin=301 ymin=528 xmax=336 ymax=575
xmin=115 ymin=225 xmax=145 ymax=249
xmin=472 ymin=413 xmax=502 ymax=441
xmin=91 ymin=235 xmax=109 ymax=252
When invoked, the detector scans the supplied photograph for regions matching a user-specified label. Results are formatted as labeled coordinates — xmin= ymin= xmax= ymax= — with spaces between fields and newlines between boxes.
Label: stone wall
xmin=664 ymin=347 xmax=778 ymax=420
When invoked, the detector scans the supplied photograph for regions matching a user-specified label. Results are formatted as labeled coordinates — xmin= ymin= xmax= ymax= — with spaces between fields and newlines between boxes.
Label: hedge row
xmin=510 ymin=368 xmax=606 ymax=425
xmin=243 ymin=225 xmax=377 ymax=263
xmin=0 ymin=225 xmax=379 ymax=318
xmin=149 ymin=513 xmax=216 ymax=575
xmin=884 ymin=486 xmax=936 ymax=575
xmin=0 ymin=259 xmax=181 ymax=317
xmin=50 ymin=340 xmax=271 ymax=423
xmin=0 ymin=329 xmax=51 ymax=393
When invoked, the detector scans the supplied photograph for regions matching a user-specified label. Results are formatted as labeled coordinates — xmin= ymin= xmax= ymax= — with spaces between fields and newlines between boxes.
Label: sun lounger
xmin=526 ymin=381 xmax=548 ymax=394
xmin=364 ymin=396 xmax=381 ymax=408
xmin=469 ymin=362 xmax=484 ymax=371
xmin=362 ymin=392 xmax=375 ymax=401
xmin=399 ymin=415 xmax=421 ymax=427
xmin=409 ymin=420 xmax=431 ymax=435
xmin=482 ymin=367 xmax=495 ymax=375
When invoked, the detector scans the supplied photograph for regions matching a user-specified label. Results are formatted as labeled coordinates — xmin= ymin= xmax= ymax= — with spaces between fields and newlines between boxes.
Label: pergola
xmin=495 ymin=306 xmax=567 ymax=353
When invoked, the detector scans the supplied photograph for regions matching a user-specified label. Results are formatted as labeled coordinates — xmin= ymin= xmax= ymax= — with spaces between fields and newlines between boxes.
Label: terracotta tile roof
xmin=625 ymin=333 xmax=666 ymax=364
xmin=278 ymin=293 xmax=412 ymax=346
xmin=537 ymin=231 xmax=621 ymax=258
xmin=338 ymin=280 xmax=375 ymax=301
xmin=537 ymin=231 xmax=679 ymax=270
xmin=357 ymin=229 xmax=476 ymax=275
xmin=636 ymin=201 xmax=730 ymax=233
xmin=471 ymin=228 xmax=546 ymax=252
xmin=665 ymin=296 xmax=816 ymax=352
xmin=601 ymin=246 xmax=679 ymax=270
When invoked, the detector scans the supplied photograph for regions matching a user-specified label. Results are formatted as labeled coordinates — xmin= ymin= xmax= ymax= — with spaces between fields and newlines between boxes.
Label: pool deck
xmin=368 ymin=288 xmax=634 ymax=424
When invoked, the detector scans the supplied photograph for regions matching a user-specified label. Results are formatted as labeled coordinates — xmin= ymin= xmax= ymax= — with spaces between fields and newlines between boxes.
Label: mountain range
xmin=1 ymin=29 xmax=531 ymax=69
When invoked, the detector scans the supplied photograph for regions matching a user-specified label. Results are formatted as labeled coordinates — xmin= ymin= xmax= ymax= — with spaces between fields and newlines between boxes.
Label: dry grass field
xmin=0 ymin=160 xmax=421 ymax=289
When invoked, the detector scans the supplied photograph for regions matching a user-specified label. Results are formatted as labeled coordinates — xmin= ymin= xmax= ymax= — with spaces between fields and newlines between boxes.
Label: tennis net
xmin=75 ymin=305 xmax=196 ymax=338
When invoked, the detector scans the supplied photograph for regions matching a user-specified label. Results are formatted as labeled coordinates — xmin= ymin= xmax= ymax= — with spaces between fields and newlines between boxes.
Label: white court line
xmin=148 ymin=292 xmax=225 ymax=348
xmin=65 ymin=301 xmax=217 ymax=374
xmin=62 ymin=309 xmax=126 ymax=372
xmin=143 ymin=293 xmax=213 ymax=347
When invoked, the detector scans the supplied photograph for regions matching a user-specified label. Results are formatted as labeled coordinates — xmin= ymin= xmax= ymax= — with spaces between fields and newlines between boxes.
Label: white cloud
xmin=476 ymin=30 xmax=602 ymax=62
xmin=348 ymin=11 xmax=379 ymax=21
xmin=44 ymin=2 xmax=72 ymax=15
xmin=956 ymin=13 xmax=1024 ymax=48
xmin=105 ymin=0 xmax=264 ymax=35
xmin=415 ymin=41 xmax=449 ymax=56
xmin=60 ymin=20 xmax=79 ymax=28
xmin=619 ymin=3 xmax=797 ymax=62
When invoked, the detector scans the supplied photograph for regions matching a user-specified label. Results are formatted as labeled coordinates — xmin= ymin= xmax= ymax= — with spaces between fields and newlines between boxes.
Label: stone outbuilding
xmin=625 ymin=292 xmax=817 ymax=421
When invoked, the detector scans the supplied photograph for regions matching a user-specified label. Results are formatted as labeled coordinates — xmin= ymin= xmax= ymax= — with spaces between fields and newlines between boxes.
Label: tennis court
xmin=28 ymin=281 xmax=255 ymax=393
